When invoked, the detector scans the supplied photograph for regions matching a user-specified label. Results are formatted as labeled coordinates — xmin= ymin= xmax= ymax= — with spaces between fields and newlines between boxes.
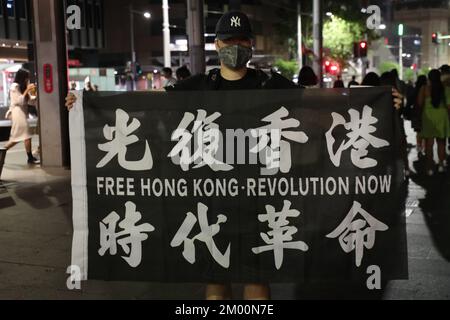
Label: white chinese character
xmin=252 ymin=200 xmax=309 ymax=270
xmin=168 ymin=109 xmax=233 ymax=172
xmin=250 ymin=107 xmax=308 ymax=175
xmin=325 ymin=105 xmax=389 ymax=169
xmin=97 ymin=108 xmax=153 ymax=171
xmin=170 ymin=202 xmax=231 ymax=268
xmin=326 ymin=201 xmax=388 ymax=267
xmin=98 ymin=201 xmax=155 ymax=267
xmin=230 ymin=16 xmax=241 ymax=27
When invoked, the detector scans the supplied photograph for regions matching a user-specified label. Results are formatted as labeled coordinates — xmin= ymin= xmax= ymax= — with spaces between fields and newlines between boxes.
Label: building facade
xmin=1 ymin=0 xmax=293 ymax=83
xmin=100 ymin=0 xmax=289 ymax=71
xmin=0 ymin=0 xmax=33 ymax=61
xmin=393 ymin=0 xmax=450 ymax=68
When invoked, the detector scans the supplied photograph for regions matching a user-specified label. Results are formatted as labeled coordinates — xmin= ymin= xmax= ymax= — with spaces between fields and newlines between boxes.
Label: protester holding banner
xmin=167 ymin=10 xmax=297 ymax=301
xmin=66 ymin=10 xmax=293 ymax=300
xmin=165 ymin=16 xmax=295 ymax=91
xmin=64 ymin=11 xmax=405 ymax=301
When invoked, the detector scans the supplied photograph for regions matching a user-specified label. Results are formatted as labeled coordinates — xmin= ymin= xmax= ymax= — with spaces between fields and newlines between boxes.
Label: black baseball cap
xmin=215 ymin=11 xmax=253 ymax=40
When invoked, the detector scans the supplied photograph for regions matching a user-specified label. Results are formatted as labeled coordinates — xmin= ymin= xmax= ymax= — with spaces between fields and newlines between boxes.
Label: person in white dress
xmin=3 ymin=68 xmax=40 ymax=164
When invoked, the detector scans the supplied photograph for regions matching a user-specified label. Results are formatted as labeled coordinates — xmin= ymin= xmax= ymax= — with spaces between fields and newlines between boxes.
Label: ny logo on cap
xmin=230 ymin=16 xmax=241 ymax=27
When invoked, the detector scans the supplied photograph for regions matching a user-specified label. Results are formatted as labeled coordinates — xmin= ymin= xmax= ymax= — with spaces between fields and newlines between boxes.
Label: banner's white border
xmin=69 ymin=91 xmax=88 ymax=280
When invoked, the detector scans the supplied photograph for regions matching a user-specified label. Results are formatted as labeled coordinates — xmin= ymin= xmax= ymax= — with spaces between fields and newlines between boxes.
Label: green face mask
xmin=218 ymin=44 xmax=253 ymax=69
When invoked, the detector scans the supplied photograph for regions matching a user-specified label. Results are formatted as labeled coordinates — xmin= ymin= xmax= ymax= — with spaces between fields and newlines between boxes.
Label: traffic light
xmin=324 ymin=60 xmax=331 ymax=73
xmin=323 ymin=60 xmax=340 ymax=75
xmin=330 ymin=64 xmax=339 ymax=75
xmin=136 ymin=63 xmax=143 ymax=76
xmin=353 ymin=41 xmax=368 ymax=58
xmin=432 ymin=32 xmax=438 ymax=44
xmin=398 ymin=24 xmax=404 ymax=36
xmin=359 ymin=41 xmax=368 ymax=57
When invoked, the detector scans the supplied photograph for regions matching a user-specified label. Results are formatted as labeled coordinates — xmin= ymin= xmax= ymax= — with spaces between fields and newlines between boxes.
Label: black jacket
xmin=165 ymin=68 xmax=298 ymax=91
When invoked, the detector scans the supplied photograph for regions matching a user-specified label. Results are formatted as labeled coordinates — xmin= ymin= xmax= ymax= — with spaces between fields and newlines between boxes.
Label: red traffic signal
xmin=354 ymin=41 xmax=368 ymax=58
xmin=323 ymin=60 xmax=340 ymax=75
xmin=359 ymin=41 xmax=368 ymax=57
xmin=324 ymin=60 xmax=331 ymax=73
xmin=432 ymin=32 xmax=438 ymax=44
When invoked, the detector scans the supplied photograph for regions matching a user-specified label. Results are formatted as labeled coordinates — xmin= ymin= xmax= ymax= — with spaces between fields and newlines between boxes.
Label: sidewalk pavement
xmin=0 ymin=133 xmax=449 ymax=299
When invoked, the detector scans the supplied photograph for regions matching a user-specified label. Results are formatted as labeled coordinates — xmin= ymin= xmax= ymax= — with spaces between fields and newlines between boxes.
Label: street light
xmin=162 ymin=0 xmax=171 ymax=68
xmin=129 ymin=5 xmax=151 ymax=91
xmin=398 ymin=23 xmax=404 ymax=80
xmin=398 ymin=24 xmax=404 ymax=36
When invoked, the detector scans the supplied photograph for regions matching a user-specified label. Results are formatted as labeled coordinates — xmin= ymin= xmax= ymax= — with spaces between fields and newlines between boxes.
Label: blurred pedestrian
xmin=417 ymin=69 xmax=450 ymax=175
xmin=333 ymin=76 xmax=344 ymax=88
xmin=161 ymin=67 xmax=177 ymax=87
xmin=380 ymin=71 xmax=397 ymax=88
xmin=403 ymin=80 xmax=415 ymax=121
xmin=348 ymin=76 xmax=359 ymax=88
xmin=408 ymin=75 xmax=427 ymax=155
xmin=297 ymin=66 xmax=318 ymax=88
xmin=3 ymin=68 xmax=40 ymax=164
xmin=361 ymin=72 xmax=380 ymax=87
xmin=440 ymin=64 xmax=450 ymax=153
xmin=70 ymin=81 xmax=77 ymax=90
xmin=83 ymin=78 xmax=94 ymax=92
xmin=391 ymin=68 xmax=407 ymax=97
xmin=176 ymin=66 xmax=192 ymax=81
xmin=381 ymin=71 xmax=410 ymax=177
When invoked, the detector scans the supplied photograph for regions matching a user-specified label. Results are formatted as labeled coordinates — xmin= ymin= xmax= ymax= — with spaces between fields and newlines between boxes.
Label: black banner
xmin=70 ymin=87 xmax=408 ymax=284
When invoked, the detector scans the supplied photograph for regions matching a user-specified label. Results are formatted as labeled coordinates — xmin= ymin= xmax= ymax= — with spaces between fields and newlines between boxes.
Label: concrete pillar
xmin=32 ymin=0 xmax=69 ymax=167
xmin=313 ymin=0 xmax=323 ymax=87
xmin=187 ymin=0 xmax=205 ymax=75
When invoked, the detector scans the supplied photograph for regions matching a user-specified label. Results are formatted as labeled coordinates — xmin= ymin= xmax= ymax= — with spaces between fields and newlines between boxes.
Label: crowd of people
xmin=161 ymin=62 xmax=450 ymax=177
xmin=406 ymin=66 xmax=450 ymax=175
xmin=161 ymin=66 xmax=192 ymax=88
xmin=278 ymin=64 xmax=450 ymax=177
